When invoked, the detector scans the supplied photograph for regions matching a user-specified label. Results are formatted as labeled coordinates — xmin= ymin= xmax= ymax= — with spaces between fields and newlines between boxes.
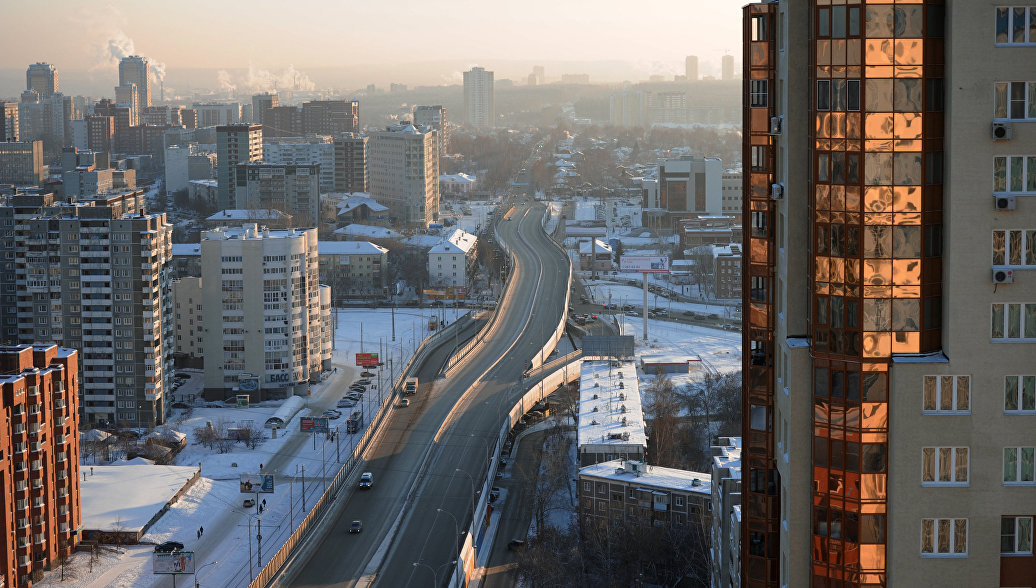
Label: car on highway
xmin=400 ymin=398 xmax=410 ymax=408
xmin=349 ymin=520 xmax=363 ymax=534
xmin=154 ymin=541 xmax=184 ymax=553
xmin=322 ymin=409 xmax=342 ymax=420
xmin=359 ymin=472 xmax=374 ymax=489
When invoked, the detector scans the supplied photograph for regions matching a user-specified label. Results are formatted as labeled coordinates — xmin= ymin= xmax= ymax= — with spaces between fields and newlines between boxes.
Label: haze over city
xmin=0 ymin=0 xmax=742 ymax=95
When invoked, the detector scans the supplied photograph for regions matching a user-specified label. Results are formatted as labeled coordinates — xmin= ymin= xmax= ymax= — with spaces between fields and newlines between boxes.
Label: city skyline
xmin=0 ymin=0 xmax=741 ymax=96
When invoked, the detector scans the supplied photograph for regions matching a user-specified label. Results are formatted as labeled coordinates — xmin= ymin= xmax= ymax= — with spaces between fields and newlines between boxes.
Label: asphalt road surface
xmin=288 ymin=202 xmax=571 ymax=587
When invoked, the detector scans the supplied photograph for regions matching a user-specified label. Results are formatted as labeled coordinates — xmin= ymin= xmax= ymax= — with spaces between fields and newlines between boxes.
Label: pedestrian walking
xmin=261 ymin=499 xmax=266 ymax=508
xmin=199 ymin=526 xmax=203 ymax=536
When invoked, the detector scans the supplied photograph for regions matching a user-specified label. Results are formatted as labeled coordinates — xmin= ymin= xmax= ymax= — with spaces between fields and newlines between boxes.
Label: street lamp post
xmin=194 ymin=560 xmax=219 ymax=588
xmin=454 ymin=468 xmax=476 ymax=522
xmin=436 ymin=507 xmax=462 ymax=567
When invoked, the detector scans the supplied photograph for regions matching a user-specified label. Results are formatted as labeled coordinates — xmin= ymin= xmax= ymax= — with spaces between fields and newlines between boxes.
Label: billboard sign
xmin=300 ymin=416 xmax=329 ymax=434
xmin=239 ymin=473 xmax=275 ymax=494
xmin=620 ymin=255 xmax=670 ymax=273
xmin=153 ymin=551 xmax=195 ymax=574
xmin=355 ymin=353 xmax=379 ymax=367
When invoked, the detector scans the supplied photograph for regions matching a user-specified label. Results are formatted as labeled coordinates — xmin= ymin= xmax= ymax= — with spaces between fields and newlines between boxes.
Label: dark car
xmin=154 ymin=541 xmax=184 ymax=553
xmin=360 ymin=371 xmax=376 ymax=377
xmin=349 ymin=520 xmax=363 ymax=534
xmin=507 ymin=539 xmax=525 ymax=550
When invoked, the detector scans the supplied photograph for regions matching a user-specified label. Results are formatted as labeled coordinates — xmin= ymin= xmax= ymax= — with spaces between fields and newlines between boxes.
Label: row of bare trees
xmin=516 ymin=516 xmax=711 ymax=588
xmin=192 ymin=417 xmax=264 ymax=454
xmin=645 ymin=371 xmax=742 ymax=472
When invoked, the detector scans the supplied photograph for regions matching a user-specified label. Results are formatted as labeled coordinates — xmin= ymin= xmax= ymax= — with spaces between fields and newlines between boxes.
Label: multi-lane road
xmin=288 ymin=201 xmax=570 ymax=587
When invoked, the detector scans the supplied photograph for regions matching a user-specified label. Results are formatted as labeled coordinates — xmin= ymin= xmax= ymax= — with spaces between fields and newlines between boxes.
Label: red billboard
xmin=355 ymin=352 xmax=379 ymax=367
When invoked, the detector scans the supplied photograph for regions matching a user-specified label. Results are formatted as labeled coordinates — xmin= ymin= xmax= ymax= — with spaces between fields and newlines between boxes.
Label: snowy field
xmin=582 ymin=278 xmax=740 ymax=316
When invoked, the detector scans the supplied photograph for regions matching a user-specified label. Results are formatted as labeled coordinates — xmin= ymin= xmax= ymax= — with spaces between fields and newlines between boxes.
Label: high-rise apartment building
xmin=199 ymin=225 xmax=331 ymax=399
xmin=463 ymin=66 xmax=495 ymax=130
xmin=333 ymin=133 xmax=368 ymax=193
xmin=0 ymin=141 xmax=46 ymax=186
xmin=721 ymin=54 xmax=735 ymax=81
xmin=252 ymin=93 xmax=279 ymax=125
xmin=234 ymin=162 xmax=320 ymax=225
xmin=741 ymin=3 xmax=1036 ymax=587
xmin=301 ymin=100 xmax=359 ymax=136
xmin=413 ymin=105 xmax=450 ymax=160
xmin=118 ymin=55 xmax=151 ymax=114
xmin=84 ymin=115 xmax=115 ymax=156
xmin=0 ymin=344 xmax=82 ymax=588
xmin=369 ymin=123 xmax=439 ymax=227
xmin=114 ymin=83 xmax=140 ymax=126
xmin=263 ymin=136 xmax=335 ymax=192
xmin=216 ymin=124 xmax=263 ymax=211
xmin=0 ymin=192 xmax=172 ymax=428
xmin=686 ymin=55 xmax=700 ymax=82
xmin=1 ymin=101 xmax=20 ymax=141
xmin=25 ymin=63 xmax=58 ymax=97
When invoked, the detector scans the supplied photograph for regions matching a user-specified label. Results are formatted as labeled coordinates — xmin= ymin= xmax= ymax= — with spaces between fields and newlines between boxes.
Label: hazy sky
xmin=3 ymin=0 xmax=742 ymax=89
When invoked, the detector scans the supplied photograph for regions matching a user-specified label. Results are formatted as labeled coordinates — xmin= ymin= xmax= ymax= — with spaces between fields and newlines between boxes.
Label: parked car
xmin=340 ymin=399 xmax=357 ymax=408
xmin=322 ymin=409 xmax=342 ymax=420
xmin=507 ymin=539 xmax=525 ymax=550
xmin=359 ymin=472 xmax=374 ymax=489
xmin=360 ymin=371 xmax=376 ymax=377
xmin=400 ymin=398 xmax=410 ymax=408
xmin=349 ymin=520 xmax=363 ymax=534
xmin=490 ymin=487 xmax=501 ymax=502
xmin=154 ymin=541 xmax=184 ymax=553
xmin=356 ymin=379 xmax=372 ymax=385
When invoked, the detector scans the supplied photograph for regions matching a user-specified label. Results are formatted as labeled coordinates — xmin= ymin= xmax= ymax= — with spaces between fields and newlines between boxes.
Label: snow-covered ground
xmin=37 ymin=308 xmax=459 ymax=588
xmin=583 ymin=278 xmax=740 ymax=316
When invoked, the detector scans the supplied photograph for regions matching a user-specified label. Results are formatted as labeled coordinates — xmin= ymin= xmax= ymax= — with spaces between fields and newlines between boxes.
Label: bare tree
xmin=192 ymin=422 xmax=218 ymax=450
xmin=242 ymin=422 xmax=265 ymax=450
xmin=212 ymin=418 xmax=235 ymax=454
xmin=688 ymin=245 xmax=716 ymax=299
xmin=515 ymin=524 xmax=584 ymax=588
xmin=57 ymin=540 xmax=78 ymax=581
xmin=644 ymin=372 xmax=681 ymax=467
xmin=532 ymin=426 xmax=572 ymax=533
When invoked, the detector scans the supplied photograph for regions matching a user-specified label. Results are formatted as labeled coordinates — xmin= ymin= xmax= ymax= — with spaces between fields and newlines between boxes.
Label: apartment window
xmin=922 ymin=447 xmax=969 ymax=485
xmin=1002 ymin=516 xmax=1033 ymax=554
xmin=994 ymin=156 xmax=1036 ymax=194
xmin=817 ymin=80 xmax=832 ymax=111
xmin=750 ymin=80 xmax=768 ymax=108
xmin=1005 ymin=375 xmax=1036 ymax=413
xmin=995 ymin=7 xmax=1036 ymax=45
xmin=921 ymin=518 xmax=968 ymax=557
xmin=992 ymin=303 xmax=1036 ymax=340
xmin=1004 ymin=447 xmax=1035 ymax=484
xmin=922 ymin=375 xmax=970 ymax=413
xmin=993 ymin=230 xmax=1036 ymax=267
xmin=995 ymin=82 xmax=1036 ymax=120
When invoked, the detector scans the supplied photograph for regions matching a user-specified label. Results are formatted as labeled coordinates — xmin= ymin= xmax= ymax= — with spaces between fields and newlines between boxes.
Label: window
xmin=583 ymin=481 xmax=591 ymax=492
xmin=994 ymin=156 xmax=1036 ymax=194
xmin=750 ymin=80 xmax=768 ymax=108
xmin=1005 ymin=375 xmax=1036 ymax=413
xmin=922 ymin=447 xmax=969 ymax=485
xmin=992 ymin=303 xmax=1036 ymax=340
xmin=996 ymin=7 xmax=1036 ymax=45
xmin=1004 ymin=447 xmax=1035 ymax=484
xmin=993 ymin=230 xmax=1036 ymax=267
xmin=751 ymin=14 xmax=768 ymax=41
xmin=921 ymin=518 xmax=968 ymax=557
xmin=817 ymin=80 xmax=831 ymax=111
xmin=922 ymin=375 xmax=970 ymax=413
xmin=1001 ymin=516 xmax=1033 ymax=554
xmin=995 ymin=81 xmax=1036 ymax=120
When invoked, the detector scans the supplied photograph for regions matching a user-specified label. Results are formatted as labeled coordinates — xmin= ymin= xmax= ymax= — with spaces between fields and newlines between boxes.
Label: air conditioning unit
xmin=992 ymin=122 xmax=1013 ymax=141
xmin=771 ymin=182 xmax=785 ymax=200
xmin=993 ymin=268 xmax=1014 ymax=284
xmin=995 ymin=195 xmax=1017 ymax=210
xmin=769 ymin=115 xmax=783 ymax=135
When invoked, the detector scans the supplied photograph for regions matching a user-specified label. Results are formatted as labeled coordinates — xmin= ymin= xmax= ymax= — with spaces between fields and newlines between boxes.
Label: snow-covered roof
xmin=144 ymin=428 xmax=188 ymax=444
xmin=189 ymin=179 xmax=218 ymax=188
xmin=577 ymin=360 xmax=647 ymax=452
xmin=207 ymin=209 xmax=289 ymax=221
xmin=439 ymin=173 xmax=476 ymax=184
xmin=81 ymin=429 xmax=112 ymax=442
xmin=578 ymin=239 xmax=612 ymax=255
xmin=580 ymin=459 xmax=712 ymax=497
xmin=333 ymin=224 xmax=402 ymax=240
xmin=171 ymin=243 xmax=201 ymax=257
xmin=318 ymin=240 xmax=388 ymax=256
xmin=80 ymin=464 xmax=201 ymax=532
xmin=712 ymin=437 xmax=742 ymax=480
xmin=336 ymin=194 xmax=388 ymax=215
xmin=641 ymin=353 xmax=690 ymax=365
xmin=429 ymin=229 xmax=477 ymax=255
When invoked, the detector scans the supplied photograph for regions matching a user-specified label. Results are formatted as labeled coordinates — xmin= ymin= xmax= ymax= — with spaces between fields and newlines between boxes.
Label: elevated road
xmin=288 ymin=202 xmax=570 ymax=587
